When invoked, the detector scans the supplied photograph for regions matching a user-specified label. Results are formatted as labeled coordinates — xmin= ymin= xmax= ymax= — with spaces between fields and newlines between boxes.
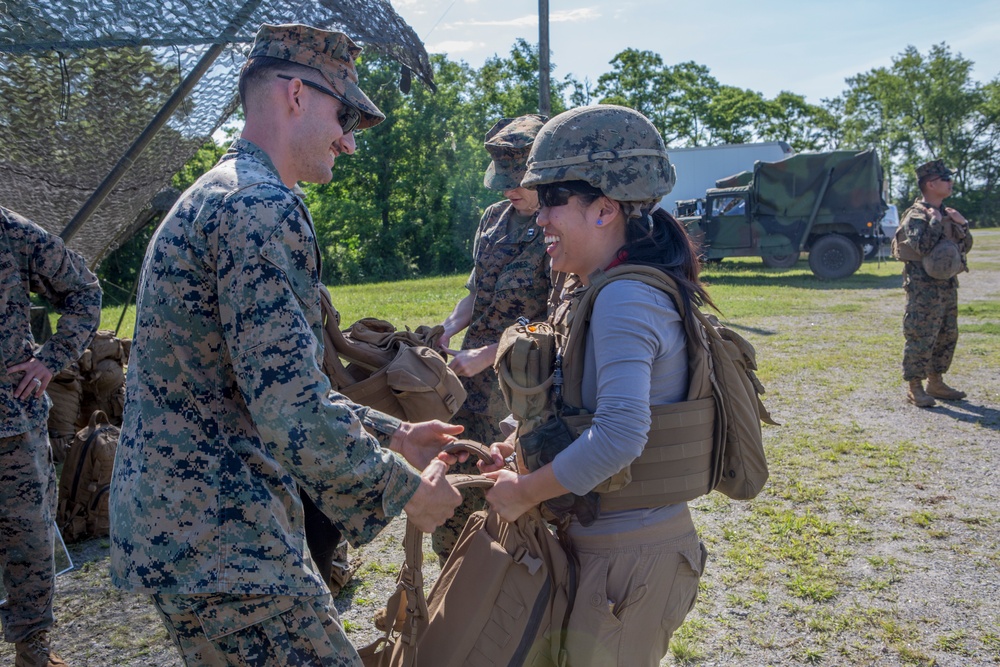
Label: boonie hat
xmin=915 ymin=159 xmax=956 ymax=183
xmin=247 ymin=23 xmax=385 ymax=130
xmin=484 ymin=114 xmax=548 ymax=191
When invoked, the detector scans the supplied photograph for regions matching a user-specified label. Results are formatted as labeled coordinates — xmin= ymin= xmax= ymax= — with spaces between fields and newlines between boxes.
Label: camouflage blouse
xmin=461 ymin=200 xmax=550 ymax=418
xmin=0 ymin=207 xmax=101 ymax=437
xmin=110 ymin=139 xmax=420 ymax=596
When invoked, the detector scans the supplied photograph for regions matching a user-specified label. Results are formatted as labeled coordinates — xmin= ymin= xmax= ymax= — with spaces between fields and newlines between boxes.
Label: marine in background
xmin=893 ymin=159 xmax=973 ymax=407
xmin=433 ymin=114 xmax=552 ymax=563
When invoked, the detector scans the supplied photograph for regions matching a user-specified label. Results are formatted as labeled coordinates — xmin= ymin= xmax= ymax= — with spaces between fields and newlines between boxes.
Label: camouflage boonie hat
xmin=483 ymin=114 xmax=548 ymax=190
xmin=248 ymin=23 xmax=385 ymax=130
xmin=522 ymin=105 xmax=676 ymax=202
xmin=915 ymin=159 xmax=956 ymax=183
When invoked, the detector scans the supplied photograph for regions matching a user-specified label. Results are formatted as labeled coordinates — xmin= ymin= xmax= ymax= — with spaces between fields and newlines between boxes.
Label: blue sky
xmin=390 ymin=0 xmax=1000 ymax=105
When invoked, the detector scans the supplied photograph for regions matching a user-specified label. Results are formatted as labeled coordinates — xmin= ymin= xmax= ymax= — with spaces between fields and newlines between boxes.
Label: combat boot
xmin=926 ymin=373 xmax=966 ymax=400
xmin=14 ymin=630 xmax=68 ymax=667
xmin=907 ymin=379 xmax=936 ymax=408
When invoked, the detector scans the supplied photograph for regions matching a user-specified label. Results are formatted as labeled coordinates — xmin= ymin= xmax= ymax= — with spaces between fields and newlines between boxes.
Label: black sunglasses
xmin=537 ymin=182 xmax=603 ymax=208
xmin=938 ymin=175 xmax=953 ymax=182
xmin=276 ymin=74 xmax=362 ymax=134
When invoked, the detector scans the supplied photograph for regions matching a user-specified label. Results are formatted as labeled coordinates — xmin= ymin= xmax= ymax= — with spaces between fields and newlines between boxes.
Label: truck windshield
xmin=713 ymin=196 xmax=745 ymax=216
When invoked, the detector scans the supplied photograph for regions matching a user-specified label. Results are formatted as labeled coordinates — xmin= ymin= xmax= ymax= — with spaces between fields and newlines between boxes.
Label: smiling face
xmin=536 ymin=184 xmax=624 ymax=283
xmin=290 ymin=81 xmax=357 ymax=184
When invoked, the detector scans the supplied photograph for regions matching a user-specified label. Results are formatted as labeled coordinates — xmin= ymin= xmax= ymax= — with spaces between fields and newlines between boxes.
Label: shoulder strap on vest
xmin=560 ymin=265 xmax=691 ymax=408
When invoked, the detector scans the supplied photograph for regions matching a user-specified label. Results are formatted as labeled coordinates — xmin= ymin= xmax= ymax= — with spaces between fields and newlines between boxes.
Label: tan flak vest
xmin=495 ymin=265 xmax=773 ymax=513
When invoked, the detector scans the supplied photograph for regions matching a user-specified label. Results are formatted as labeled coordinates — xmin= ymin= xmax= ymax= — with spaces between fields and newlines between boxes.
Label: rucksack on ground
xmin=46 ymin=359 xmax=82 ymax=463
xmin=359 ymin=442 xmax=575 ymax=667
xmin=77 ymin=330 xmax=129 ymax=427
xmin=57 ymin=409 xmax=119 ymax=542
xmin=495 ymin=265 xmax=776 ymax=508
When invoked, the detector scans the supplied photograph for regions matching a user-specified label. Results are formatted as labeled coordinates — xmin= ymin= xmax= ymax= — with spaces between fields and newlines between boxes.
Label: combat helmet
xmin=922 ymin=238 xmax=964 ymax=280
xmin=521 ymin=105 xmax=676 ymax=201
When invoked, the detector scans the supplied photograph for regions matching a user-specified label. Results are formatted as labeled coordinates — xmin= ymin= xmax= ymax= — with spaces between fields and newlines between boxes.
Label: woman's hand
xmin=477 ymin=441 xmax=514 ymax=474
xmin=483 ymin=464 xmax=569 ymax=523
xmin=482 ymin=469 xmax=537 ymax=522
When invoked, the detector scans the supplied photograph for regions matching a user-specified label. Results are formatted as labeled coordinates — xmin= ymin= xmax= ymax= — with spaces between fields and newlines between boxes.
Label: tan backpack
xmin=77 ymin=330 xmax=130 ymax=427
xmin=360 ymin=442 xmax=574 ymax=667
xmin=319 ymin=287 xmax=466 ymax=423
xmin=45 ymin=359 xmax=83 ymax=463
xmin=57 ymin=410 xmax=120 ymax=542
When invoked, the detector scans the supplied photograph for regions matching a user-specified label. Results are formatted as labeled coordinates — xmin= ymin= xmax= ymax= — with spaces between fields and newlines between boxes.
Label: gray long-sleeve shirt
xmin=552 ymin=279 xmax=688 ymax=495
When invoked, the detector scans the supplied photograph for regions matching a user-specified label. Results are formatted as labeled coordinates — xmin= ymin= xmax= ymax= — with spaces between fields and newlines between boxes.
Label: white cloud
xmin=425 ymin=40 xmax=483 ymax=55
xmin=444 ymin=7 xmax=599 ymax=29
xmin=551 ymin=8 xmax=600 ymax=22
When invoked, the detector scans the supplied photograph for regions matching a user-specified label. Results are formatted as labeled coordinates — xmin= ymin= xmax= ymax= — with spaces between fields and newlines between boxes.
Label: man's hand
xmin=945 ymin=207 xmax=968 ymax=226
xmin=403 ymin=459 xmax=462 ymax=532
xmin=7 ymin=357 xmax=53 ymax=400
xmin=443 ymin=343 xmax=498 ymax=377
xmin=390 ymin=420 xmax=464 ymax=469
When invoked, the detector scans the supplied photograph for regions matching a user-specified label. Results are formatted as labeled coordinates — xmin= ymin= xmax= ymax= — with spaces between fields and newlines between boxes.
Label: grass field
xmin=27 ymin=230 xmax=1000 ymax=666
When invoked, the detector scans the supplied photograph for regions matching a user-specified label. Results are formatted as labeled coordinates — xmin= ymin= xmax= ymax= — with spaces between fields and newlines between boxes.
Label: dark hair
xmin=546 ymin=180 xmax=716 ymax=313
xmin=620 ymin=208 xmax=717 ymax=313
xmin=238 ymin=56 xmax=321 ymax=114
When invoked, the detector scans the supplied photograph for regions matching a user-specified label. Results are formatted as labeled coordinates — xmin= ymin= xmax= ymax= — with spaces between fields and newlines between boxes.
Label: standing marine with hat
xmin=108 ymin=24 xmax=464 ymax=665
xmin=893 ymin=159 xmax=973 ymax=407
xmin=1 ymin=205 xmax=102 ymax=667
xmin=432 ymin=114 xmax=552 ymax=563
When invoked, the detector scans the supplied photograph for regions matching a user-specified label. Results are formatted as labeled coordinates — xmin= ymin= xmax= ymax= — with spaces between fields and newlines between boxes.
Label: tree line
xmin=99 ymin=40 xmax=999 ymax=291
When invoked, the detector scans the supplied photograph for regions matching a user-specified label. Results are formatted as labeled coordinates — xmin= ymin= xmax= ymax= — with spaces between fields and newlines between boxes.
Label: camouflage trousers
xmin=903 ymin=279 xmax=959 ymax=380
xmin=0 ymin=425 xmax=57 ymax=643
xmin=152 ymin=591 xmax=361 ymax=667
xmin=431 ymin=408 xmax=503 ymax=563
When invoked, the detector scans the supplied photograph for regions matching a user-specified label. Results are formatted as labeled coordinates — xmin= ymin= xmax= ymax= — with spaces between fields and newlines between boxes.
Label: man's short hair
xmin=238 ymin=56 xmax=317 ymax=114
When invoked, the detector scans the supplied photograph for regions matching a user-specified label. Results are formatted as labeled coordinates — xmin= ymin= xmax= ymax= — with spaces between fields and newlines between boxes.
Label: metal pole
xmin=60 ymin=0 xmax=264 ymax=243
xmin=538 ymin=0 xmax=550 ymax=117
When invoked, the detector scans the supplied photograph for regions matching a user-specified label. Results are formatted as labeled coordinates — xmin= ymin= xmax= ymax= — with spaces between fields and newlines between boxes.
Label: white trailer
xmin=664 ymin=141 xmax=795 ymax=215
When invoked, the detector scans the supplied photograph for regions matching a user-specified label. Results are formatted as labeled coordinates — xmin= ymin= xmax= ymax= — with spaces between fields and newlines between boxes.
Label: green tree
xmin=839 ymin=43 xmax=999 ymax=223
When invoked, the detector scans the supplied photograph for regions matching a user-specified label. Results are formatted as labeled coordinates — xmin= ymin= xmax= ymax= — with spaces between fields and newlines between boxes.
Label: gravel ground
xmin=2 ymin=233 xmax=998 ymax=666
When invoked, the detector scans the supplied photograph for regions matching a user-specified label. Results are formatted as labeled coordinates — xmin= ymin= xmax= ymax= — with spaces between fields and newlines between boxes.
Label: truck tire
xmin=762 ymin=252 xmax=800 ymax=268
xmin=809 ymin=234 xmax=861 ymax=279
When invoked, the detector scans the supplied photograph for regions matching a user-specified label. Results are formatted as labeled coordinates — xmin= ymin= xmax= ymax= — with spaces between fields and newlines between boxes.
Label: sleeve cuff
xmin=381 ymin=456 xmax=422 ymax=517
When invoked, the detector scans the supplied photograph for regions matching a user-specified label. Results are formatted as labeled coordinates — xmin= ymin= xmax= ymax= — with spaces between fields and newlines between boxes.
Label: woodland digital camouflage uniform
xmin=433 ymin=115 xmax=552 ymax=560
xmin=899 ymin=197 xmax=973 ymax=380
xmin=0 ymin=206 xmax=101 ymax=643
xmin=109 ymin=138 xmax=419 ymax=665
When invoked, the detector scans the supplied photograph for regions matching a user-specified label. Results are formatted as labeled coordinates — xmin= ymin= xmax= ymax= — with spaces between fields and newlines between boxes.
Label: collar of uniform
xmin=503 ymin=204 xmax=539 ymax=243
xmin=224 ymin=138 xmax=283 ymax=183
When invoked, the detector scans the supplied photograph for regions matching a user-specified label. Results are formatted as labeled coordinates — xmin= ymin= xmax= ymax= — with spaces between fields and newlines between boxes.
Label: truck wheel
xmin=762 ymin=252 xmax=800 ymax=268
xmin=809 ymin=234 xmax=861 ymax=279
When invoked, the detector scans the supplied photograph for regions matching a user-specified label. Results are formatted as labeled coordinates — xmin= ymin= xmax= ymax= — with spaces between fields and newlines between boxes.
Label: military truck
xmin=675 ymin=149 xmax=888 ymax=279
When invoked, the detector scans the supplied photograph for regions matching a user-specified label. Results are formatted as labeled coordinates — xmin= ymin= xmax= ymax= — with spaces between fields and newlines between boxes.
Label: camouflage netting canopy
xmin=0 ymin=0 xmax=434 ymax=266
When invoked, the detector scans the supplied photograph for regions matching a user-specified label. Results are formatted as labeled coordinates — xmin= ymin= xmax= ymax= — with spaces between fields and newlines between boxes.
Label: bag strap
xmin=377 ymin=441 xmax=500 ymax=665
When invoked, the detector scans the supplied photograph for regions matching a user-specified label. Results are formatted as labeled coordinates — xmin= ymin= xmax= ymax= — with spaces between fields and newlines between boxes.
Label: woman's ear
xmin=597 ymin=196 xmax=621 ymax=222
